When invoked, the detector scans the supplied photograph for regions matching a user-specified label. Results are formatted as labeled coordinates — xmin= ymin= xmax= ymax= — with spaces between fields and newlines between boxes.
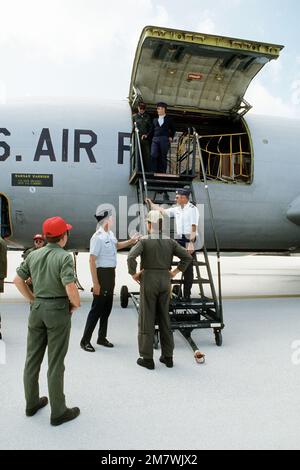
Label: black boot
xmin=26 ymin=397 xmax=49 ymax=417
xmin=97 ymin=338 xmax=114 ymax=348
xmin=51 ymin=407 xmax=80 ymax=426
xmin=80 ymin=341 xmax=95 ymax=352
xmin=160 ymin=356 xmax=174 ymax=368
xmin=137 ymin=358 xmax=155 ymax=370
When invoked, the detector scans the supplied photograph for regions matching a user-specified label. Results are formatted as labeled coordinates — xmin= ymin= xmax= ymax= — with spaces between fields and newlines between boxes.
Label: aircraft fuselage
xmin=0 ymin=100 xmax=300 ymax=251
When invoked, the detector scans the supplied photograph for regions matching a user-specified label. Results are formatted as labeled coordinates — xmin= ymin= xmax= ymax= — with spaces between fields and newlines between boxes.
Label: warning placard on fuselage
xmin=11 ymin=174 xmax=53 ymax=187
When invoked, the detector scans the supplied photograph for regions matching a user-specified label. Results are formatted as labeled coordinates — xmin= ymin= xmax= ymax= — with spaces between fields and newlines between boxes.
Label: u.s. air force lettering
xmin=0 ymin=128 xmax=98 ymax=163
xmin=0 ymin=128 xmax=131 ymax=165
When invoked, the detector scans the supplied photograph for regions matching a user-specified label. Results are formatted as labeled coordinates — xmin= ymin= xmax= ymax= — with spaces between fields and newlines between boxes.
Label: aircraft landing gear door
xmin=0 ymin=195 xmax=12 ymax=238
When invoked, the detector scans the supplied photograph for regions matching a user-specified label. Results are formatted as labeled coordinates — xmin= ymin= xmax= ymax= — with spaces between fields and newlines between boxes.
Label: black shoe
xmin=160 ymin=356 xmax=174 ymax=368
xmin=51 ymin=407 xmax=80 ymax=426
xmin=137 ymin=358 xmax=155 ymax=370
xmin=97 ymin=338 xmax=114 ymax=348
xmin=26 ymin=397 xmax=49 ymax=417
xmin=80 ymin=341 xmax=95 ymax=352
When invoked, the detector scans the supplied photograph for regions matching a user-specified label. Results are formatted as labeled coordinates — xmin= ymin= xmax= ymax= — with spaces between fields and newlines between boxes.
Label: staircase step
xmin=146 ymin=179 xmax=192 ymax=187
xmin=153 ymin=173 xmax=180 ymax=179
xmin=151 ymin=200 xmax=174 ymax=205
xmin=171 ymin=279 xmax=211 ymax=285
xmin=147 ymin=186 xmax=188 ymax=193
xmin=170 ymin=302 xmax=216 ymax=310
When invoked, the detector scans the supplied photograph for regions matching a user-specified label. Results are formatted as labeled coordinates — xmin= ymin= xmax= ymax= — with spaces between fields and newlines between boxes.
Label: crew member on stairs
xmin=148 ymin=102 xmax=175 ymax=174
xmin=147 ymin=188 xmax=200 ymax=300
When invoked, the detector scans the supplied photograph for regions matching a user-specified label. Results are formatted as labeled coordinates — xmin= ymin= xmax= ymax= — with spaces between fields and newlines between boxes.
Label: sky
xmin=0 ymin=0 xmax=299 ymax=118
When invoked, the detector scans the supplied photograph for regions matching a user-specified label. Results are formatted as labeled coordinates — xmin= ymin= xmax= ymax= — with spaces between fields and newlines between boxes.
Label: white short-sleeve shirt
xmin=165 ymin=203 xmax=199 ymax=238
xmin=90 ymin=227 xmax=118 ymax=268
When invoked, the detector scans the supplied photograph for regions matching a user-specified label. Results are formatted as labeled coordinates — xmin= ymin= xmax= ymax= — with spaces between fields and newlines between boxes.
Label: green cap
xmin=147 ymin=210 xmax=163 ymax=224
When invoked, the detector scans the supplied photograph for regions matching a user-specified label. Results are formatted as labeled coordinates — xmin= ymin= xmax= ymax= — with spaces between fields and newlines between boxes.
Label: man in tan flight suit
xmin=127 ymin=211 xmax=192 ymax=370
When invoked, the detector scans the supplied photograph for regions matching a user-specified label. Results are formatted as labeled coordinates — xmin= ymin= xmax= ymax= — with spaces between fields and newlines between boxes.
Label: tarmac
xmin=1 ymin=252 xmax=300 ymax=450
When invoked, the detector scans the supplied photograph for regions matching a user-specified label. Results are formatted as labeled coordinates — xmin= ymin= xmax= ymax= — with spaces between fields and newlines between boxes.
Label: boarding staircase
xmin=128 ymin=124 xmax=224 ymax=348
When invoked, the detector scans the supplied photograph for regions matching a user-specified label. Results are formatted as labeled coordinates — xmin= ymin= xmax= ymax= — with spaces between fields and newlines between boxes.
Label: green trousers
xmin=139 ymin=270 xmax=174 ymax=359
xmin=23 ymin=298 xmax=71 ymax=419
xmin=140 ymin=140 xmax=151 ymax=172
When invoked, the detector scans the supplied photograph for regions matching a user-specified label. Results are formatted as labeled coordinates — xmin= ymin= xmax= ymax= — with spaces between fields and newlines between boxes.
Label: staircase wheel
xmin=172 ymin=285 xmax=182 ymax=299
xmin=120 ymin=285 xmax=129 ymax=308
xmin=214 ymin=329 xmax=223 ymax=347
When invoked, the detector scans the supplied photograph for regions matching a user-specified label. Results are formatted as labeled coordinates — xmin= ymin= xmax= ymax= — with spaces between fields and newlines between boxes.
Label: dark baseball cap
xmin=176 ymin=188 xmax=191 ymax=197
xmin=95 ymin=209 xmax=112 ymax=223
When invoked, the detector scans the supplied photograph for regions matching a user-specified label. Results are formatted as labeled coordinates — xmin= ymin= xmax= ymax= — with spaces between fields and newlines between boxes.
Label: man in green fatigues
xmin=132 ymin=102 xmax=152 ymax=172
xmin=22 ymin=233 xmax=45 ymax=260
xmin=22 ymin=234 xmax=46 ymax=292
xmin=0 ymin=235 xmax=8 ymax=340
xmin=127 ymin=211 xmax=192 ymax=370
xmin=14 ymin=217 xmax=81 ymax=426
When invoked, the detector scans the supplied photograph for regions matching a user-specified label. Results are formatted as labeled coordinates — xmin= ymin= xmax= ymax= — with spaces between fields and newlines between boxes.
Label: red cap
xmin=43 ymin=217 xmax=73 ymax=237
xmin=33 ymin=233 xmax=44 ymax=241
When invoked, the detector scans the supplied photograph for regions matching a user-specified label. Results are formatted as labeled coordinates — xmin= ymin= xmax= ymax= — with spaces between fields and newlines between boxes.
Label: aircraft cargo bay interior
xmin=131 ymin=109 xmax=253 ymax=184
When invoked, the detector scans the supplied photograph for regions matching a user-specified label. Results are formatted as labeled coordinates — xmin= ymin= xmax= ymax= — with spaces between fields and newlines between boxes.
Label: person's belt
xmin=143 ymin=268 xmax=170 ymax=271
xmin=36 ymin=296 xmax=68 ymax=300
xmin=97 ymin=267 xmax=116 ymax=270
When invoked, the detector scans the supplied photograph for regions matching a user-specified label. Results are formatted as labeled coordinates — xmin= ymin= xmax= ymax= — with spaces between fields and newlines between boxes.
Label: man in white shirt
xmin=80 ymin=210 xmax=138 ymax=352
xmin=147 ymin=188 xmax=199 ymax=299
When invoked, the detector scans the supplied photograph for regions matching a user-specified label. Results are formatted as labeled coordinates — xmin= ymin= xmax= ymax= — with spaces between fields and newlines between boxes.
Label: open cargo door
xmin=129 ymin=26 xmax=284 ymax=116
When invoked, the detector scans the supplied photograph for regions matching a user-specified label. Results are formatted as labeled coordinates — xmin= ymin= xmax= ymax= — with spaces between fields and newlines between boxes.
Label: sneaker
xmin=26 ymin=397 xmax=49 ymax=417
xmin=80 ymin=341 xmax=95 ymax=352
xmin=137 ymin=358 xmax=155 ymax=370
xmin=51 ymin=407 xmax=80 ymax=426
xmin=97 ymin=338 xmax=114 ymax=348
xmin=160 ymin=356 xmax=174 ymax=368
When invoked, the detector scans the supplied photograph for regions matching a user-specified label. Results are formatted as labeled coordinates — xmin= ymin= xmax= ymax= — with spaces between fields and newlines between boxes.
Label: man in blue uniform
xmin=80 ymin=210 xmax=138 ymax=352
xmin=148 ymin=102 xmax=175 ymax=173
